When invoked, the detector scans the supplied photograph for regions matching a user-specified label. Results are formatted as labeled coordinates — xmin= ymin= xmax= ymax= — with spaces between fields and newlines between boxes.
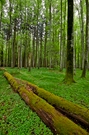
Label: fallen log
xmin=4 ymin=72 xmax=89 ymax=135
xmin=15 ymin=77 xmax=89 ymax=131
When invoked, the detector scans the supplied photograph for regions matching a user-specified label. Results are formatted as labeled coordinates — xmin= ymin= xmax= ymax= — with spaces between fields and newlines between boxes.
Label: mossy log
xmin=4 ymin=72 xmax=89 ymax=135
xmin=15 ymin=77 xmax=89 ymax=130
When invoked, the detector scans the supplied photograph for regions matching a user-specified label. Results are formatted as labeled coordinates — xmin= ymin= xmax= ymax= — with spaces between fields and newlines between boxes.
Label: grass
xmin=0 ymin=67 xmax=89 ymax=135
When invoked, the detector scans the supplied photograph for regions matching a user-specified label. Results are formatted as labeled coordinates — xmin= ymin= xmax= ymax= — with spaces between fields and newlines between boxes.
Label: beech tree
xmin=0 ymin=0 xmax=6 ymax=67
xmin=59 ymin=0 xmax=63 ymax=71
xmin=64 ymin=0 xmax=75 ymax=84
xmin=80 ymin=0 xmax=85 ymax=69
xmin=0 ymin=0 xmax=88 ymax=81
xmin=81 ymin=0 xmax=89 ymax=77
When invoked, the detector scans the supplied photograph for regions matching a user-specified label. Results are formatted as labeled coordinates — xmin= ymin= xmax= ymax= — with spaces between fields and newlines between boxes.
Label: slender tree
xmin=59 ymin=0 xmax=63 ymax=71
xmin=0 ymin=0 xmax=88 ymax=73
xmin=0 ymin=0 xmax=6 ymax=67
xmin=80 ymin=0 xmax=85 ymax=69
xmin=81 ymin=0 xmax=89 ymax=77
xmin=18 ymin=0 xmax=23 ymax=68
xmin=63 ymin=0 xmax=67 ymax=68
xmin=49 ymin=0 xmax=52 ymax=69
xmin=34 ymin=0 xmax=40 ymax=68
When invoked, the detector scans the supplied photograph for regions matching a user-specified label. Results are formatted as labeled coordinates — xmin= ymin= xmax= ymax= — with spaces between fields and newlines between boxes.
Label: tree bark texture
xmin=65 ymin=0 xmax=74 ymax=84
xmin=80 ymin=0 xmax=85 ymax=69
xmin=15 ymin=77 xmax=89 ymax=131
xmin=81 ymin=0 xmax=89 ymax=77
xmin=28 ymin=53 xmax=31 ymax=71
xmin=0 ymin=4 xmax=3 ymax=67
xmin=4 ymin=72 xmax=89 ymax=135
xmin=11 ymin=19 xmax=17 ymax=68
xmin=60 ymin=0 xmax=63 ymax=71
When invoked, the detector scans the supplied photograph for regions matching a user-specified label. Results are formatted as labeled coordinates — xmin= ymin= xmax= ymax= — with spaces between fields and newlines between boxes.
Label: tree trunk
xmin=18 ymin=0 xmax=22 ymax=68
xmin=59 ymin=0 xmax=63 ymax=71
xmin=63 ymin=0 xmax=67 ymax=68
xmin=0 ymin=4 xmax=3 ymax=67
xmin=43 ymin=21 xmax=47 ymax=67
xmin=24 ymin=38 xmax=28 ymax=68
xmin=80 ymin=0 xmax=85 ymax=70
xmin=28 ymin=53 xmax=31 ymax=71
xmin=8 ymin=0 xmax=12 ymax=67
xmin=4 ymin=72 xmax=89 ymax=135
xmin=15 ymin=77 xmax=89 ymax=131
xmin=34 ymin=1 xmax=39 ymax=68
xmin=32 ymin=33 xmax=35 ymax=68
xmin=0 ymin=44 xmax=3 ymax=67
xmin=73 ymin=32 xmax=76 ymax=74
xmin=64 ymin=0 xmax=75 ymax=84
xmin=81 ymin=0 xmax=89 ymax=77
xmin=11 ymin=19 xmax=17 ymax=68
xmin=49 ymin=1 xmax=52 ymax=69
xmin=39 ymin=36 xmax=43 ymax=67
xmin=34 ymin=28 xmax=39 ymax=68
xmin=18 ymin=45 xmax=22 ymax=68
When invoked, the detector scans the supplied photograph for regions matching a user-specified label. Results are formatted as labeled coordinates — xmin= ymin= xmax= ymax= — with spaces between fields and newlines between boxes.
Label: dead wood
xmin=4 ymin=72 xmax=89 ymax=135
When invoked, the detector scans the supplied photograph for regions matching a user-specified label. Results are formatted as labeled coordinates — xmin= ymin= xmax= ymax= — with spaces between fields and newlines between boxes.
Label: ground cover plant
xmin=0 ymin=70 xmax=53 ymax=135
xmin=0 ymin=68 xmax=89 ymax=134
xmin=7 ymin=67 xmax=89 ymax=108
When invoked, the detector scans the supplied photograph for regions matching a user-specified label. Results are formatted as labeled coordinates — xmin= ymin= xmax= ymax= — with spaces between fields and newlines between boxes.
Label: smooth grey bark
xmin=81 ymin=0 xmax=89 ymax=77
xmin=11 ymin=19 xmax=17 ymax=68
xmin=80 ymin=0 xmax=85 ymax=69
xmin=0 ymin=3 xmax=3 ymax=67
xmin=60 ymin=0 xmax=63 ymax=71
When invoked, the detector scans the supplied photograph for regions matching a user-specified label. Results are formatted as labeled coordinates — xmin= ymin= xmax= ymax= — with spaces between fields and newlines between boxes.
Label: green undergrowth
xmin=0 ymin=71 xmax=53 ymax=135
xmin=6 ymin=67 xmax=89 ymax=108
xmin=1 ymin=67 xmax=89 ymax=135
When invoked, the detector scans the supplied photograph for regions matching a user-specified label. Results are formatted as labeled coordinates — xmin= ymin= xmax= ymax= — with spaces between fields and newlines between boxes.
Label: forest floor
xmin=0 ymin=68 xmax=89 ymax=135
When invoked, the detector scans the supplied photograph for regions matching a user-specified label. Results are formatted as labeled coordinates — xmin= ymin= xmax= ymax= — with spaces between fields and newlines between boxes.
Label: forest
xmin=0 ymin=0 xmax=89 ymax=135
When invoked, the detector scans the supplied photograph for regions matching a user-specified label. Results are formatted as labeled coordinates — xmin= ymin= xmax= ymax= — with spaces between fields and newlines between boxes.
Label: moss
xmin=18 ymin=88 xmax=88 ymax=135
xmin=21 ymin=91 xmax=88 ymax=135
xmin=23 ymin=80 xmax=89 ymax=126
xmin=5 ymin=72 xmax=89 ymax=128
xmin=4 ymin=72 xmax=89 ymax=135
xmin=7 ymin=75 xmax=89 ymax=128
xmin=63 ymin=74 xmax=75 ymax=85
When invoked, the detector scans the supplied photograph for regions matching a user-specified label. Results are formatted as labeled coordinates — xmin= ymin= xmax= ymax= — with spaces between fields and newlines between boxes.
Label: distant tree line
xmin=0 ymin=0 xmax=89 ymax=83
